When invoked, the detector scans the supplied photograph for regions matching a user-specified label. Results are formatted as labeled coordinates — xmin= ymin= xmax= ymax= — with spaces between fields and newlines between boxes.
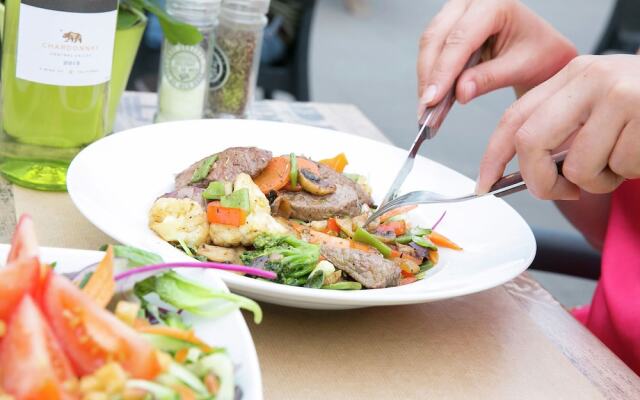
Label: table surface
xmin=1 ymin=92 xmax=639 ymax=399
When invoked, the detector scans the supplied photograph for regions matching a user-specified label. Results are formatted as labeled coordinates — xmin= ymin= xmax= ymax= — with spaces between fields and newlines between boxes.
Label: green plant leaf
xmin=117 ymin=8 xmax=140 ymax=30
xmin=125 ymin=0 xmax=204 ymax=45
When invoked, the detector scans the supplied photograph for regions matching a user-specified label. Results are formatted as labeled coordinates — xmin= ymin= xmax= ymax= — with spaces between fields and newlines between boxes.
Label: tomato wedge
xmin=0 ymin=296 xmax=77 ymax=400
xmin=6 ymin=214 xmax=39 ymax=264
xmin=0 ymin=257 xmax=40 ymax=324
xmin=42 ymin=274 xmax=161 ymax=379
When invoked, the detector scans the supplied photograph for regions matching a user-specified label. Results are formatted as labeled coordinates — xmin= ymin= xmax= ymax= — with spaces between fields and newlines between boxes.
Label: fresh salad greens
xmin=100 ymin=243 xmax=164 ymax=267
xmin=134 ymin=270 xmax=263 ymax=323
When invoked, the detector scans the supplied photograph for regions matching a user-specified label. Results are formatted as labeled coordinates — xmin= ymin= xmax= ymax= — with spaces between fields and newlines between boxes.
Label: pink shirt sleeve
xmin=573 ymin=179 xmax=640 ymax=374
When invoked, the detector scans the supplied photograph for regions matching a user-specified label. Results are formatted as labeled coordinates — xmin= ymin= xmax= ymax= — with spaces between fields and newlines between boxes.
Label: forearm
xmin=554 ymin=193 xmax=611 ymax=251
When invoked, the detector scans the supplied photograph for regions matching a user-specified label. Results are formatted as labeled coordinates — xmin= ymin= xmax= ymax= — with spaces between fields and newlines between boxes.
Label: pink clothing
xmin=572 ymin=179 xmax=640 ymax=374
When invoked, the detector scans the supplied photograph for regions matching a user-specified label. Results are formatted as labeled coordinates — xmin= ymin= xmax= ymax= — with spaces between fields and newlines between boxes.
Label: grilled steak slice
xmin=175 ymin=147 xmax=272 ymax=189
xmin=161 ymin=186 xmax=207 ymax=210
xmin=271 ymin=164 xmax=373 ymax=221
xmin=320 ymin=246 xmax=401 ymax=289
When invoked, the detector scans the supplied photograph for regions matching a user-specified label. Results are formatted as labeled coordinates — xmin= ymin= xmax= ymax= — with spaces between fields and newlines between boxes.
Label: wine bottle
xmin=0 ymin=0 xmax=118 ymax=191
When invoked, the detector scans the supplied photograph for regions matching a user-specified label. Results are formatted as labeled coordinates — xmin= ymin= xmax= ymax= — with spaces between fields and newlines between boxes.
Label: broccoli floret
xmin=241 ymin=234 xmax=320 ymax=286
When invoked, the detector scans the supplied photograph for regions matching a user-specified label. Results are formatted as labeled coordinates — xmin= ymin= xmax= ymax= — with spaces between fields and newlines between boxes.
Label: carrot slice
xmin=325 ymin=218 xmax=340 ymax=235
xmin=379 ymin=205 xmax=417 ymax=223
xmin=400 ymin=276 xmax=418 ymax=285
xmin=174 ymin=348 xmax=189 ymax=364
xmin=378 ymin=220 xmax=406 ymax=236
xmin=428 ymin=232 xmax=462 ymax=250
xmin=207 ymin=203 xmax=247 ymax=227
xmin=136 ymin=325 xmax=213 ymax=352
xmin=428 ymin=249 xmax=439 ymax=264
xmin=319 ymin=153 xmax=349 ymax=173
xmin=82 ymin=246 xmax=115 ymax=308
xmin=285 ymin=157 xmax=320 ymax=191
xmin=254 ymin=156 xmax=291 ymax=193
xmin=296 ymin=157 xmax=320 ymax=174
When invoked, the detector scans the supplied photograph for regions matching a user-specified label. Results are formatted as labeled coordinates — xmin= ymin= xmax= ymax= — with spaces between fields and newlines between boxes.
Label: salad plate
xmin=67 ymin=119 xmax=536 ymax=310
xmin=0 ymin=243 xmax=263 ymax=399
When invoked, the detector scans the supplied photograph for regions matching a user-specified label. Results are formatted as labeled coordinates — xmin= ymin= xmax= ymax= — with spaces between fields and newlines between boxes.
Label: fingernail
xmin=462 ymin=81 xmax=476 ymax=102
xmin=420 ymin=85 xmax=438 ymax=105
xmin=474 ymin=176 xmax=487 ymax=195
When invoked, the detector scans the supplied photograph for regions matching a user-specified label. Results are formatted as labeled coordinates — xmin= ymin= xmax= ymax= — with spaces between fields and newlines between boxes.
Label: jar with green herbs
xmin=207 ymin=0 xmax=270 ymax=118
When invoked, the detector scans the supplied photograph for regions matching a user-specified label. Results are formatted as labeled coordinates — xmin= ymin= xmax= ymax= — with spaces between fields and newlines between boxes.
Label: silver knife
xmin=379 ymin=48 xmax=484 ymax=207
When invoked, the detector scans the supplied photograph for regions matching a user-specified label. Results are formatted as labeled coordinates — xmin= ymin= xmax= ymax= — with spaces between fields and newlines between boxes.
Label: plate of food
xmin=0 ymin=215 xmax=263 ymax=399
xmin=67 ymin=119 xmax=536 ymax=309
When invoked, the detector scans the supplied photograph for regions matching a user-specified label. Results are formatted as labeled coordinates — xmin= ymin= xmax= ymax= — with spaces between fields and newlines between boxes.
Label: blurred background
xmin=131 ymin=0 xmax=640 ymax=307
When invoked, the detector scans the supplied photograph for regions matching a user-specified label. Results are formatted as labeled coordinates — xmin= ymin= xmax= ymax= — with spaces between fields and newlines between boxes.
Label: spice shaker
xmin=207 ymin=0 xmax=270 ymax=118
xmin=156 ymin=0 xmax=221 ymax=122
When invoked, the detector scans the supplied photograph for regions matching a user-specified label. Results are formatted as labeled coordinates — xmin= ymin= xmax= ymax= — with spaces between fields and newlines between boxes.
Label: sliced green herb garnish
xmin=412 ymin=235 xmax=437 ymax=250
xmin=289 ymin=153 xmax=298 ymax=187
xmin=220 ymin=188 xmax=250 ymax=212
xmin=203 ymin=181 xmax=227 ymax=200
xmin=190 ymin=155 xmax=217 ymax=184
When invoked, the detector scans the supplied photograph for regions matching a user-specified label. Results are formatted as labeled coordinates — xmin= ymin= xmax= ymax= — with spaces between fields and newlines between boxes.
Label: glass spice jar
xmin=207 ymin=0 xmax=270 ymax=118
xmin=156 ymin=0 xmax=221 ymax=122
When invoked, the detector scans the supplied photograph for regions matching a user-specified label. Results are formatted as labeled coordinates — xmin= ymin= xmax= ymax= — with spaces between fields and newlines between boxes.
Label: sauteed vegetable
xmin=150 ymin=147 xmax=462 ymax=290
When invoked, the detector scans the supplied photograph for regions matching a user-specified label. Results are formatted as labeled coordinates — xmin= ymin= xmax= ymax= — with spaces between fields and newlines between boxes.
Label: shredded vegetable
xmin=114 ymin=261 xmax=277 ymax=281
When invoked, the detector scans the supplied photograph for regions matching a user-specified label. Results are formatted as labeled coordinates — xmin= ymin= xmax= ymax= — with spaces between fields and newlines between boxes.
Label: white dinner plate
xmin=0 ymin=244 xmax=263 ymax=399
xmin=67 ymin=119 xmax=536 ymax=310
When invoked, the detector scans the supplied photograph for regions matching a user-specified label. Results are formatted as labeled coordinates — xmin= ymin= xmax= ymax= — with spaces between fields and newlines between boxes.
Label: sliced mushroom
xmin=197 ymin=244 xmax=244 ymax=264
xmin=298 ymin=168 xmax=336 ymax=195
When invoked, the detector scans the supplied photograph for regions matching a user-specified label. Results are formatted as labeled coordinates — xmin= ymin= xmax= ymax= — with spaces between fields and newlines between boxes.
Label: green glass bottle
xmin=0 ymin=0 xmax=118 ymax=191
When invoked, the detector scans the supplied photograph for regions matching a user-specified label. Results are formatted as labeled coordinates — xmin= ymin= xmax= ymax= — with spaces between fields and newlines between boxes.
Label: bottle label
xmin=15 ymin=0 xmax=118 ymax=86
xmin=163 ymin=43 xmax=207 ymax=91
xmin=209 ymin=45 xmax=230 ymax=91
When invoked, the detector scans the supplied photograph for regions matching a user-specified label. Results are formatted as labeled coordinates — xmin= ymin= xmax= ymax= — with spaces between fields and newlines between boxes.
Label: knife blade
xmin=378 ymin=48 xmax=484 ymax=207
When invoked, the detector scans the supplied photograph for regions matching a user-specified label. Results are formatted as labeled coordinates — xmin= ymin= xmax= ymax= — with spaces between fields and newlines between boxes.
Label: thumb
xmin=456 ymin=52 xmax=529 ymax=104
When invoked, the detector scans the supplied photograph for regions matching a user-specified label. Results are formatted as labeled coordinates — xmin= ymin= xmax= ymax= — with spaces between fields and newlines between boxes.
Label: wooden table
xmin=1 ymin=92 xmax=639 ymax=399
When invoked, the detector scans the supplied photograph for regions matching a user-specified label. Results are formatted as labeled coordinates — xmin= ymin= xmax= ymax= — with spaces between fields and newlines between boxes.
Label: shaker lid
xmin=222 ymin=0 xmax=270 ymax=15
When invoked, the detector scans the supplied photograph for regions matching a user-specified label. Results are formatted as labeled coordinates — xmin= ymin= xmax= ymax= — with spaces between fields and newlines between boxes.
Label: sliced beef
xmin=320 ymin=245 xmax=401 ymax=289
xmin=160 ymin=186 xmax=207 ymax=210
xmin=271 ymin=163 xmax=373 ymax=221
xmin=175 ymin=147 xmax=272 ymax=189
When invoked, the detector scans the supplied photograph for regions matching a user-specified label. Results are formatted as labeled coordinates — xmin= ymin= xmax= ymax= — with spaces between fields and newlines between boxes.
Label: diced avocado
xmin=220 ymin=188 xmax=250 ymax=212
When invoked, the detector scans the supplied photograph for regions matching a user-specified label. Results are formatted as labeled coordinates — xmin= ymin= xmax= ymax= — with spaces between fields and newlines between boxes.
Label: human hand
xmin=417 ymin=0 xmax=577 ymax=115
xmin=476 ymin=55 xmax=640 ymax=200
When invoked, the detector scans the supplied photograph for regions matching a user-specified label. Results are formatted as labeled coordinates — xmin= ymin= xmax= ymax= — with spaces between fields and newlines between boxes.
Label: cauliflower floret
xmin=232 ymin=173 xmax=270 ymax=214
xmin=209 ymin=174 xmax=288 ymax=247
xmin=149 ymin=197 xmax=209 ymax=248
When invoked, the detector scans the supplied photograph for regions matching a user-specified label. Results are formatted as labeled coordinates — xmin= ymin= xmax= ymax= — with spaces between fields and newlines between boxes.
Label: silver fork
xmin=365 ymin=151 xmax=567 ymax=227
